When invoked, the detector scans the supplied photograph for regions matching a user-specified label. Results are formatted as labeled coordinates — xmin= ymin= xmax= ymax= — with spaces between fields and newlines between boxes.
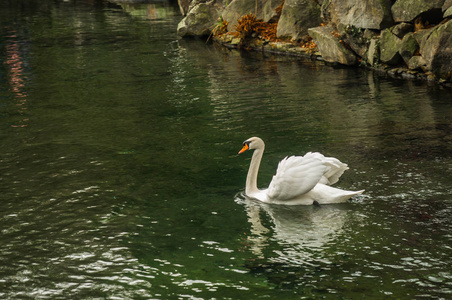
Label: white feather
xmin=303 ymin=152 xmax=349 ymax=185
xmin=267 ymin=155 xmax=326 ymax=201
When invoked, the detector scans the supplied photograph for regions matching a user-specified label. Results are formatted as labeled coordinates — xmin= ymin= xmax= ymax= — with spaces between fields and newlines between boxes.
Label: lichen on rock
xmin=177 ymin=0 xmax=225 ymax=37
xmin=276 ymin=0 xmax=322 ymax=41
xmin=391 ymin=0 xmax=445 ymax=23
xmin=308 ymin=25 xmax=358 ymax=65
xmin=379 ymin=28 xmax=402 ymax=65
xmin=327 ymin=0 xmax=393 ymax=30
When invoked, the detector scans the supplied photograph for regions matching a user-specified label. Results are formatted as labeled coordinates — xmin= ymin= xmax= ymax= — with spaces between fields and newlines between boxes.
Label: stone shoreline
xmin=177 ymin=0 xmax=452 ymax=87
xmin=212 ymin=33 xmax=451 ymax=87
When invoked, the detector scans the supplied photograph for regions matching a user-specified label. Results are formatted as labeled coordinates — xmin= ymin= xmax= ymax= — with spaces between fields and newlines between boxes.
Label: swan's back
xmin=303 ymin=152 xmax=349 ymax=185
xmin=267 ymin=155 xmax=326 ymax=201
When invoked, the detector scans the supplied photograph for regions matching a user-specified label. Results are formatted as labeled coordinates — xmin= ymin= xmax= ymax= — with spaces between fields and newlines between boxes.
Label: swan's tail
xmin=338 ymin=189 xmax=365 ymax=202
xmin=351 ymin=189 xmax=365 ymax=195
xmin=314 ymin=184 xmax=365 ymax=204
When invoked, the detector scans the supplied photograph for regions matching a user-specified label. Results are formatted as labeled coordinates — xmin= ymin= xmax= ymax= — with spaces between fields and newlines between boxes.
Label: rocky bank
xmin=177 ymin=0 xmax=452 ymax=84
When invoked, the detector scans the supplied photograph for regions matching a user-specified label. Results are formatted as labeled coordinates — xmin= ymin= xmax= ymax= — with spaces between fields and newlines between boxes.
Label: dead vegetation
xmin=212 ymin=0 xmax=317 ymax=52
xmin=235 ymin=13 xmax=278 ymax=41
xmin=212 ymin=18 xmax=228 ymax=36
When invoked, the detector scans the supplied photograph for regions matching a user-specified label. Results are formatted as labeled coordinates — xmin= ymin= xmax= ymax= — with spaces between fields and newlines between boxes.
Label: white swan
xmin=238 ymin=137 xmax=364 ymax=205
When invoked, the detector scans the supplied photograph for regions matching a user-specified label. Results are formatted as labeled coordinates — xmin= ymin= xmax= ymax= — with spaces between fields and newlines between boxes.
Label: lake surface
xmin=1 ymin=1 xmax=451 ymax=299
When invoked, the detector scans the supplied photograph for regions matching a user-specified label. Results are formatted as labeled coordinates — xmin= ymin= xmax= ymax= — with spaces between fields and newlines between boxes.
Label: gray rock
xmin=337 ymin=23 xmax=369 ymax=57
xmin=444 ymin=0 xmax=452 ymax=17
xmin=177 ymin=0 xmax=222 ymax=37
xmin=420 ymin=19 xmax=452 ymax=79
xmin=391 ymin=23 xmax=413 ymax=38
xmin=276 ymin=0 xmax=322 ymax=41
xmin=231 ymin=37 xmax=242 ymax=45
xmin=178 ymin=0 xmax=192 ymax=15
xmin=391 ymin=0 xmax=445 ymax=23
xmin=320 ymin=0 xmax=332 ymax=22
xmin=443 ymin=0 xmax=452 ymax=11
xmin=221 ymin=0 xmax=283 ymax=32
xmin=413 ymin=27 xmax=435 ymax=50
xmin=363 ymin=29 xmax=379 ymax=40
xmin=380 ymin=28 xmax=403 ymax=65
xmin=407 ymin=56 xmax=427 ymax=70
xmin=308 ymin=25 xmax=358 ymax=65
xmin=445 ymin=7 xmax=452 ymax=18
xmin=327 ymin=0 xmax=393 ymax=30
xmin=399 ymin=33 xmax=419 ymax=64
xmin=367 ymin=38 xmax=379 ymax=65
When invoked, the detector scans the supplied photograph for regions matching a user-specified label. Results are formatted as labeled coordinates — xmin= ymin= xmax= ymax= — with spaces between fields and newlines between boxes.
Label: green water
xmin=1 ymin=1 xmax=451 ymax=299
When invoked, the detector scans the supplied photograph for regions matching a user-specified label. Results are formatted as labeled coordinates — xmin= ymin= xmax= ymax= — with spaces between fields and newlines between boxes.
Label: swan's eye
xmin=239 ymin=141 xmax=251 ymax=154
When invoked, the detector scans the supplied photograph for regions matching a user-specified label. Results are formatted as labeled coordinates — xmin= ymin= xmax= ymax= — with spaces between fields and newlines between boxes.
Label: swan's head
xmin=238 ymin=137 xmax=264 ymax=154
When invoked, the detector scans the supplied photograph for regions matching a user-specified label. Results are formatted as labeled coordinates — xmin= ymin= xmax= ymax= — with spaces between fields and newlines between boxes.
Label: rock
xmin=399 ymin=33 xmax=419 ymax=64
xmin=231 ymin=37 xmax=242 ymax=45
xmin=276 ymin=0 xmax=322 ymax=41
xmin=444 ymin=0 xmax=452 ymax=9
xmin=320 ymin=0 xmax=331 ymax=22
xmin=367 ymin=37 xmax=379 ymax=65
xmin=363 ymin=29 xmax=379 ymax=40
xmin=221 ymin=34 xmax=233 ymax=43
xmin=413 ymin=27 xmax=435 ymax=50
xmin=407 ymin=56 xmax=427 ymax=70
xmin=392 ymin=23 xmax=413 ymax=38
xmin=271 ymin=41 xmax=295 ymax=51
xmin=308 ymin=25 xmax=358 ymax=65
xmin=401 ymin=71 xmax=417 ymax=80
xmin=445 ymin=7 xmax=452 ymax=18
xmin=178 ymin=0 xmax=192 ymax=15
xmin=222 ymin=0 xmax=283 ymax=32
xmin=391 ymin=0 xmax=445 ymax=23
xmin=420 ymin=19 xmax=452 ymax=79
xmin=444 ymin=0 xmax=452 ymax=17
xmin=326 ymin=0 xmax=393 ymax=30
xmin=380 ymin=28 xmax=403 ymax=65
xmin=337 ymin=23 xmax=368 ymax=57
xmin=177 ymin=1 xmax=221 ymax=37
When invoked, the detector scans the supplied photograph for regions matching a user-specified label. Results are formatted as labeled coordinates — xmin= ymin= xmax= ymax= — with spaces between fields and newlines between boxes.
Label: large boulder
xmin=407 ymin=56 xmax=427 ymax=71
xmin=337 ymin=24 xmax=368 ymax=57
xmin=178 ymin=0 xmax=192 ymax=15
xmin=391 ymin=22 xmax=413 ymax=38
xmin=367 ymin=38 xmax=379 ymax=65
xmin=444 ymin=0 xmax=452 ymax=10
xmin=276 ymin=0 xmax=322 ymax=41
xmin=221 ymin=0 xmax=283 ymax=32
xmin=177 ymin=0 xmax=223 ymax=37
xmin=399 ymin=33 xmax=419 ymax=64
xmin=444 ymin=0 xmax=452 ymax=17
xmin=326 ymin=0 xmax=393 ymax=30
xmin=379 ymin=28 xmax=402 ymax=65
xmin=420 ymin=19 xmax=452 ymax=79
xmin=308 ymin=25 xmax=358 ymax=65
xmin=391 ymin=0 xmax=445 ymax=23
xmin=413 ymin=27 xmax=436 ymax=49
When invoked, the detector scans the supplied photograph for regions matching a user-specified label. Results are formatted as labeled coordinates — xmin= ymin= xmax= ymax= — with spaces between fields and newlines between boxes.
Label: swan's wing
xmin=304 ymin=152 xmax=349 ymax=185
xmin=267 ymin=155 xmax=326 ymax=201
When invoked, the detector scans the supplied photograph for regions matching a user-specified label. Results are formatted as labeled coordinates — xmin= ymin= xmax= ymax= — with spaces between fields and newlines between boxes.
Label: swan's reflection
xmin=237 ymin=195 xmax=349 ymax=266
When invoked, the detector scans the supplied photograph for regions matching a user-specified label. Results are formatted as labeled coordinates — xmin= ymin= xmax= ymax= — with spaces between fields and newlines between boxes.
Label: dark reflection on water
xmin=0 ymin=0 xmax=451 ymax=299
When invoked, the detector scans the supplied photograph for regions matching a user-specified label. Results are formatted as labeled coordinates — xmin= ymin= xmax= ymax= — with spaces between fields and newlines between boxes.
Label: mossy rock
xmin=399 ymin=33 xmax=419 ymax=64
xmin=379 ymin=28 xmax=402 ymax=65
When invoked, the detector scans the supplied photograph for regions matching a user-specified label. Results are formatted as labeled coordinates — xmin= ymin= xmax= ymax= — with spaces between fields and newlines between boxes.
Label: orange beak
xmin=238 ymin=143 xmax=249 ymax=154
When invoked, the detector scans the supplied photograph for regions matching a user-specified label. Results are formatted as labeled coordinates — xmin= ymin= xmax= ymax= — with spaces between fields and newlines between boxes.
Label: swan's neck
xmin=246 ymin=147 xmax=264 ymax=195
